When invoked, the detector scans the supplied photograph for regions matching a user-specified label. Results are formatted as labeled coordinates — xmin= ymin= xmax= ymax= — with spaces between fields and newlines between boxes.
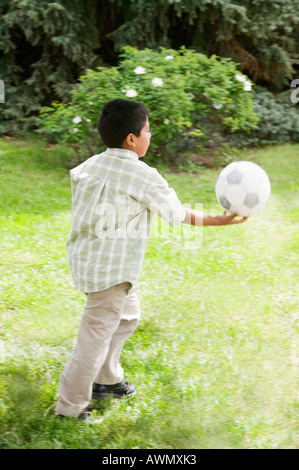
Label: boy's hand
xmin=213 ymin=211 xmax=249 ymax=225
xmin=183 ymin=208 xmax=248 ymax=226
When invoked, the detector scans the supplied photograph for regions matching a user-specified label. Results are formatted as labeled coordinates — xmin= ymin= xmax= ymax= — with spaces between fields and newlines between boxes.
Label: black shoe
xmin=56 ymin=410 xmax=103 ymax=425
xmin=92 ymin=380 xmax=136 ymax=399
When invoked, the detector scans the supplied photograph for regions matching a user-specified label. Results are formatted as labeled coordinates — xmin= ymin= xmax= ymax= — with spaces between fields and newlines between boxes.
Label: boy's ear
xmin=124 ymin=133 xmax=136 ymax=148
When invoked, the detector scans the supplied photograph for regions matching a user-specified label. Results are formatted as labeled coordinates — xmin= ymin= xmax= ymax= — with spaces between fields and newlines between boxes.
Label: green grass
xmin=0 ymin=136 xmax=298 ymax=449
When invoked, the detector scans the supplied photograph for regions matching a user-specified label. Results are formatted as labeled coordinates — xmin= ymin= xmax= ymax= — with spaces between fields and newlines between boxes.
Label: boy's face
xmin=124 ymin=118 xmax=151 ymax=158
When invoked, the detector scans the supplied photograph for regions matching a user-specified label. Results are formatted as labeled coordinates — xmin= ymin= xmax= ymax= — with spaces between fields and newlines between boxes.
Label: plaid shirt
xmin=66 ymin=148 xmax=185 ymax=293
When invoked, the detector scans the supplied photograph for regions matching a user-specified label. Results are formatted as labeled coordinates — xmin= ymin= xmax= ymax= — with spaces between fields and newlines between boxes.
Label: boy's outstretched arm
xmin=183 ymin=208 xmax=248 ymax=226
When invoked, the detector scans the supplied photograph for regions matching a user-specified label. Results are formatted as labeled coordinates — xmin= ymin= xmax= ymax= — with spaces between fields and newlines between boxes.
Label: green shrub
xmin=37 ymin=46 xmax=259 ymax=166
xmin=231 ymin=86 xmax=299 ymax=148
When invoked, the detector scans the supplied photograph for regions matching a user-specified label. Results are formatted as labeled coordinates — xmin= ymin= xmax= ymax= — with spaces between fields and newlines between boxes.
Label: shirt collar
xmin=106 ymin=148 xmax=139 ymax=161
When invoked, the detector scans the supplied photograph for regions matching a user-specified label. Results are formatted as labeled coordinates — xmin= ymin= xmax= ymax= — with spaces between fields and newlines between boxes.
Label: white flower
xmin=73 ymin=128 xmax=79 ymax=133
xmin=72 ymin=116 xmax=82 ymax=124
xmin=134 ymin=66 xmax=146 ymax=75
xmin=86 ymin=119 xmax=91 ymax=123
xmin=213 ymin=103 xmax=223 ymax=109
xmin=235 ymin=74 xmax=246 ymax=83
xmin=165 ymin=55 xmax=174 ymax=61
xmin=244 ymin=80 xmax=252 ymax=91
xmin=152 ymin=77 xmax=163 ymax=87
xmin=125 ymin=89 xmax=138 ymax=98
xmin=164 ymin=119 xmax=170 ymax=124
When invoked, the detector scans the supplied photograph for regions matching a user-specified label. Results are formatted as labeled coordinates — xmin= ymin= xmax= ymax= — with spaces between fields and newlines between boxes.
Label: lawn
xmin=0 ymin=136 xmax=298 ymax=449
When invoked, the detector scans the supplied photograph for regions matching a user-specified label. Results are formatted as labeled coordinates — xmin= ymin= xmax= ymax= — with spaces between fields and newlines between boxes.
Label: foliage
xmin=231 ymin=87 xmax=299 ymax=148
xmin=37 ymin=46 xmax=259 ymax=165
xmin=110 ymin=0 xmax=299 ymax=91
xmin=0 ymin=0 xmax=100 ymax=134
xmin=1 ymin=0 xmax=299 ymax=136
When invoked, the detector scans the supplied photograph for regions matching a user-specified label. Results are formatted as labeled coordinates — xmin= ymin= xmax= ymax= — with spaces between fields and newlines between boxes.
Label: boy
xmin=55 ymin=99 xmax=247 ymax=421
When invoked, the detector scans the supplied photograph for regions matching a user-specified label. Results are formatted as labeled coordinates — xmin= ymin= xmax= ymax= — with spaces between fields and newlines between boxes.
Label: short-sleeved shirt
xmin=66 ymin=148 xmax=185 ymax=293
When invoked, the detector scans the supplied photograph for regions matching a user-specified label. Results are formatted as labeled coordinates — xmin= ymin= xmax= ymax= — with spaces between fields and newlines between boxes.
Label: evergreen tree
xmin=1 ymin=0 xmax=298 ymax=133
xmin=109 ymin=0 xmax=299 ymax=91
xmin=0 ymin=0 xmax=100 ymax=132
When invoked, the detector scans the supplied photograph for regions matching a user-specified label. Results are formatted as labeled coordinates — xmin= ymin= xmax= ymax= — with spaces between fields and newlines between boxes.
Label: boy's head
xmin=97 ymin=99 xmax=151 ymax=158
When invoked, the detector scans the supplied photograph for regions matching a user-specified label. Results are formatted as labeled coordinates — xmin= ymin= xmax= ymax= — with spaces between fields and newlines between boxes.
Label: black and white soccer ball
xmin=215 ymin=161 xmax=271 ymax=217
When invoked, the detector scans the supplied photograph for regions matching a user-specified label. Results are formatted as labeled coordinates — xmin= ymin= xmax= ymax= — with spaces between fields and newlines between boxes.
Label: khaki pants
xmin=55 ymin=282 xmax=140 ymax=417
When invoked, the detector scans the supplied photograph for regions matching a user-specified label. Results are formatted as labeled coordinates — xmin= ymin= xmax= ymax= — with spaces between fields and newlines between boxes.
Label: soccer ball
xmin=215 ymin=161 xmax=271 ymax=217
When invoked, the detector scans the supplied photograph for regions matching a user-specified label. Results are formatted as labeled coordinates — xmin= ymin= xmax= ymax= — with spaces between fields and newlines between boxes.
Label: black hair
xmin=97 ymin=98 xmax=149 ymax=148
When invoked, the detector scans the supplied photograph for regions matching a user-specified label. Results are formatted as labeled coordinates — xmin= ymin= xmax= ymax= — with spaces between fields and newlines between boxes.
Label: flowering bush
xmin=37 ymin=46 xmax=259 ymax=166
